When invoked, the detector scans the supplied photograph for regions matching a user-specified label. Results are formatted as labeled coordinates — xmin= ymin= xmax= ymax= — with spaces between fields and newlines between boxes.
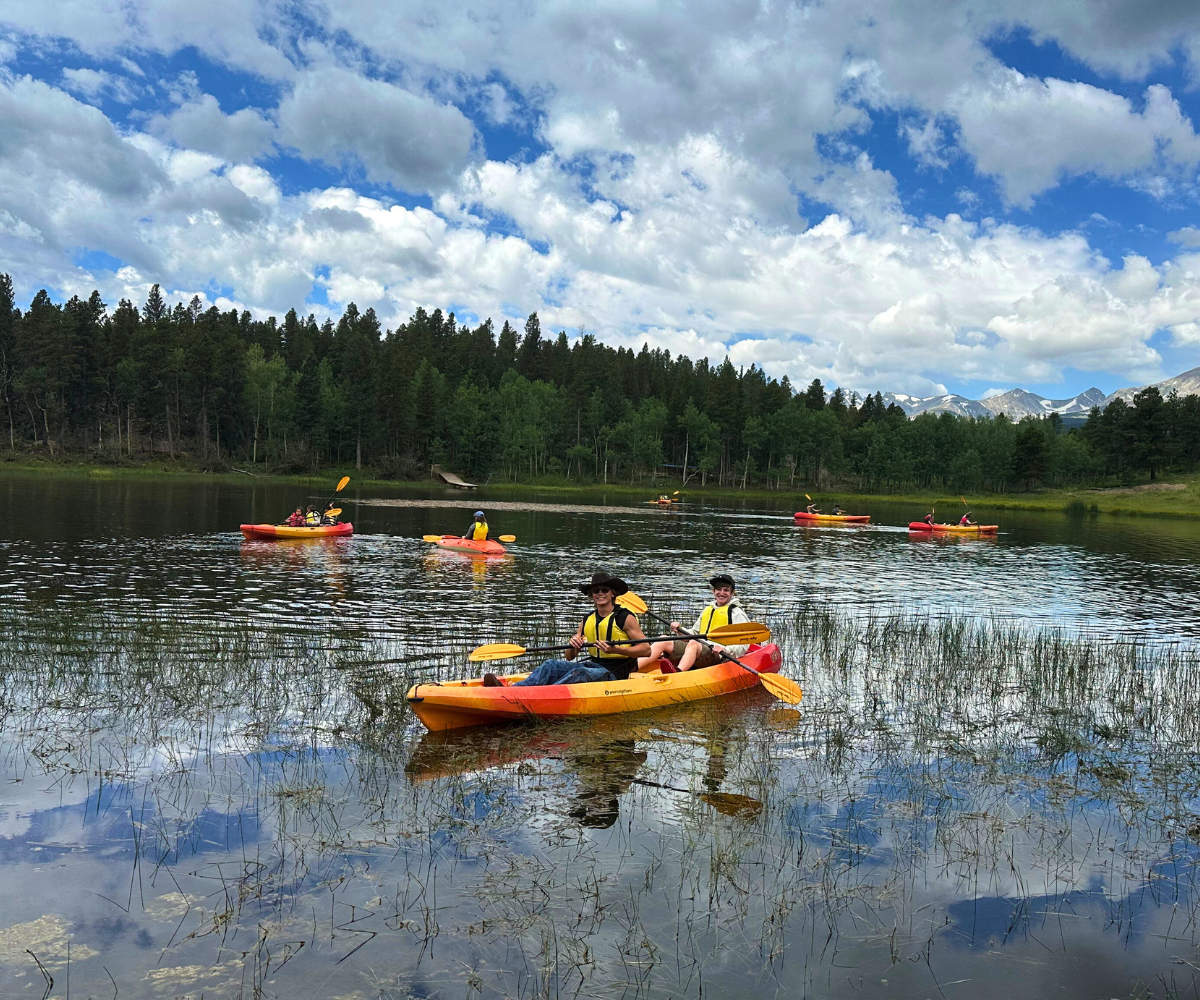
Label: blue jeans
xmin=513 ymin=658 xmax=616 ymax=686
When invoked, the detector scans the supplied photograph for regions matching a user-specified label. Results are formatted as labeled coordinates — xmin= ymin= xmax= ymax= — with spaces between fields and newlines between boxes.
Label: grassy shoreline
xmin=4 ymin=453 xmax=1200 ymax=518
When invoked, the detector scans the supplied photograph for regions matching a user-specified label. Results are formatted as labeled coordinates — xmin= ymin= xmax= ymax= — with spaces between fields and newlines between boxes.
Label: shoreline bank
xmin=4 ymin=454 xmax=1200 ymax=519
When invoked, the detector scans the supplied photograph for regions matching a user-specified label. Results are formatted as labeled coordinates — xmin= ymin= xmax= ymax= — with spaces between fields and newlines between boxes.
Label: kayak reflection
xmin=406 ymin=693 xmax=770 ymax=828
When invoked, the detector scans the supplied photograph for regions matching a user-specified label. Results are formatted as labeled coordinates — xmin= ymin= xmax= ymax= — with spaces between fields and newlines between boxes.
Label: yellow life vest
xmin=697 ymin=603 xmax=733 ymax=635
xmin=305 ymin=511 xmax=321 ymax=525
xmin=581 ymin=608 xmax=636 ymax=660
xmin=468 ymin=521 xmax=489 ymax=541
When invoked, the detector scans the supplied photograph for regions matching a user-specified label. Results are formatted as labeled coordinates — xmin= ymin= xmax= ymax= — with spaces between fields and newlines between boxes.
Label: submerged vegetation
xmin=3 ymin=274 xmax=1200 ymax=498
xmin=1 ymin=598 xmax=1199 ymax=996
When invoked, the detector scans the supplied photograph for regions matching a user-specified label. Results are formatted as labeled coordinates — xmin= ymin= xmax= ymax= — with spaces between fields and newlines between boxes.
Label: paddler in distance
xmin=483 ymin=570 xmax=650 ymax=687
xmin=805 ymin=502 xmax=821 ymax=514
xmin=462 ymin=510 xmax=489 ymax=541
xmin=923 ymin=510 xmax=935 ymax=525
xmin=637 ymin=574 xmax=751 ymax=673
xmin=959 ymin=510 xmax=977 ymax=526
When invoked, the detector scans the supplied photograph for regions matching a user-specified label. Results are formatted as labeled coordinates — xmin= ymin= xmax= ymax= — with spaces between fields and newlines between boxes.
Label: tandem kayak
xmin=406 ymin=642 xmax=785 ymax=731
xmin=908 ymin=522 xmax=998 ymax=534
xmin=793 ymin=512 xmax=870 ymax=523
xmin=240 ymin=522 xmax=353 ymax=540
xmin=433 ymin=535 xmax=507 ymax=556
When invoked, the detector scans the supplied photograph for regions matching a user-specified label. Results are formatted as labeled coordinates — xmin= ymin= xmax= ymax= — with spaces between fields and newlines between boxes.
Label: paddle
xmin=468 ymin=622 xmax=770 ymax=663
xmin=319 ymin=475 xmax=350 ymax=509
xmin=422 ymin=533 xmax=516 ymax=543
xmin=616 ymin=592 xmax=802 ymax=706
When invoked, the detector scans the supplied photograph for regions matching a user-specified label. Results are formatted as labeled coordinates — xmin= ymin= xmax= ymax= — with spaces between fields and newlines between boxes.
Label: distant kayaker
xmin=463 ymin=511 xmax=489 ymax=541
xmin=322 ymin=502 xmax=339 ymax=525
xmin=805 ymin=503 xmax=821 ymax=514
xmin=924 ymin=511 xmax=935 ymax=525
xmin=483 ymin=570 xmax=650 ymax=687
xmin=285 ymin=507 xmax=306 ymax=527
xmin=637 ymin=573 xmax=751 ymax=673
xmin=305 ymin=505 xmax=321 ymax=525
xmin=959 ymin=511 xmax=976 ymax=526
xmin=831 ymin=504 xmax=843 ymax=515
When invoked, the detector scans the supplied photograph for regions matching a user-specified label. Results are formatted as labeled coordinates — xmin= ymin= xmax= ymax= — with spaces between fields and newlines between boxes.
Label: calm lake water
xmin=1 ymin=471 xmax=1199 ymax=999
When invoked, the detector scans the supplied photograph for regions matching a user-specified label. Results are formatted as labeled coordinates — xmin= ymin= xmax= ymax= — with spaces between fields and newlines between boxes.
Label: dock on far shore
xmin=431 ymin=465 xmax=479 ymax=489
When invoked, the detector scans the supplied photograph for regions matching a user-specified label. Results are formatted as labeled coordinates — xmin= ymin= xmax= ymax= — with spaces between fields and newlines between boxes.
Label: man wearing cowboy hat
xmin=637 ymin=573 xmax=751 ymax=673
xmin=483 ymin=570 xmax=650 ymax=687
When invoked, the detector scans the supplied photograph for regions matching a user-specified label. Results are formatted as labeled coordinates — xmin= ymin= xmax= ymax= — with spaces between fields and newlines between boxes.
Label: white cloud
xmin=61 ymin=67 xmax=139 ymax=103
xmin=276 ymin=67 xmax=478 ymax=194
xmin=148 ymin=94 xmax=275 ymax=163
xmin=949 ymin=74 xmax=1200 ymax=207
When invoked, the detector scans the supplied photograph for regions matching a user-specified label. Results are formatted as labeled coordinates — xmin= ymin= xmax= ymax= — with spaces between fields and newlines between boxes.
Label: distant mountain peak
xmin=865 ymin=380 xmax=1143 ymax=421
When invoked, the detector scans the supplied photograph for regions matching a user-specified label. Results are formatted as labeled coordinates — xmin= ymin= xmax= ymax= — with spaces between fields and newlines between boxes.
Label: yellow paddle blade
xmin=422 ymin=534 xmax=443 ymax=543
xmin=672 ymin=490 xmax=680 ymax=495
xmin=327 ymin=507 xmax=342 ymax=516
xmin=336 ymin=476 xmax=350 ymax=492
xmin=468 ymin=643 xmax=528 ymax=662
xmin=616 ymin=592 xmax=648 ymax=614
xmin=758 ymin=672 xmax=803 ymax=706
xmin=804 ymin=493 xmax=812 ymax=500
xmin=961 ymin=495 xmax=967 ymax=505
xmin=699 ymin=791 xmax=763 ymax=818
xmin=498 ymin=534 xmax=516 ymax=542
xmin=706 ymin=622 xmax=771 ymax=644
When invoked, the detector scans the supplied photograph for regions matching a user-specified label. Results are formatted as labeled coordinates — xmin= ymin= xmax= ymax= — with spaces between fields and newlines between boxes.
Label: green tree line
xmin=1 ymin=273 xmax=1197 ymax=491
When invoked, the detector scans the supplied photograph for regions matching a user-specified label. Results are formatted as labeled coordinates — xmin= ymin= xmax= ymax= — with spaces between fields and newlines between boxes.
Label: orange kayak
xmin=240 ymin=522 xmax=352 ymax=540
xmin=908 ymin=522 xmax=998 ymax=534
xmin=406 ymin=643 xmax=784 ymax=731
xmin=433 ymin=535 xmax=506 ymax=556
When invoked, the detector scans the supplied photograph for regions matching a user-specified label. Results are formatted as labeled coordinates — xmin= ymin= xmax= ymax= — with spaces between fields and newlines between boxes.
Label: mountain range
xmin=870 ymin=366 xmax=1200 ymax=420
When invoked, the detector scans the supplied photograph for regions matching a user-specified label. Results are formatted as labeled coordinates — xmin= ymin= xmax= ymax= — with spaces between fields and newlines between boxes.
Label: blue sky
xmin=1 ymin=0 xmax=1200 ymax=400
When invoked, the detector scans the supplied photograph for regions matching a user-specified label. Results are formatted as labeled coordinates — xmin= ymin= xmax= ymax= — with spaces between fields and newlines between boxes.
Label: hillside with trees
xmin=0 ymin=275 xmax=1196 ymax=492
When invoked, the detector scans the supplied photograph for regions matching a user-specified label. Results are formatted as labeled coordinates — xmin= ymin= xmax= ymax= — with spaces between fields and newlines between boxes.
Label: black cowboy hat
xmin=709 ymin=573 xmax=736 ymax=590
xmin=578 ymin=570 xmax=629 ymax=596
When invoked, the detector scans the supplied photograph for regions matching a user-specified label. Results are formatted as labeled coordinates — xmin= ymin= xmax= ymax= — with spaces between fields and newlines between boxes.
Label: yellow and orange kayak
xmin=406 ymin=643 xmax=784 ymax=731
xmin=794 ymin=512 xmax=870 ymax=523
xmin=240 ymin=522 xmax=353 ymax=540
xmin=433 ymin=535 xmax=507 ymax=556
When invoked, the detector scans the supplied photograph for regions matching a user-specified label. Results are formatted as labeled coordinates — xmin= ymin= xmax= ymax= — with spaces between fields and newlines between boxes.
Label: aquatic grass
xmin=3 ymin=600 xmax=1200 ymax=995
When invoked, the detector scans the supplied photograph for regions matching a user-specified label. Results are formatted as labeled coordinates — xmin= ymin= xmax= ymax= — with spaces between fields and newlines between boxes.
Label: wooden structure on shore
xmin=431 ymin=465 xmax=478 ymax=489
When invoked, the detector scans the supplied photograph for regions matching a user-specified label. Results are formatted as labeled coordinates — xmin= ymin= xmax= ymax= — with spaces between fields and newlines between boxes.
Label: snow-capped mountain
xmin=860 ymin=375 xmax=1188 ymax=421
xmin=1102 ymin=366 xmax=1200 ymax=406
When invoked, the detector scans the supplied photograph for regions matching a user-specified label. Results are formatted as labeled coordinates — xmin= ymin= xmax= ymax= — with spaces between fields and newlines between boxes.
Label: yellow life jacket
xmin=468 ymin=521 xmax=489 ymax=541
xmin=697 ymin=602 xmax=733 ymax=635
xmin=305 ymin=511 xmax=321 ymax=525
xmin=581 ymin=608 xmax=636 ymax=660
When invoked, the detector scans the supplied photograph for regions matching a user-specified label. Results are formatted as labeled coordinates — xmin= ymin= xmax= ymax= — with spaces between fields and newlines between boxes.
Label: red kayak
xmin=433 ymin=535 xmax=507 ymax=556
xmin=908 ymin=522 xmax=998 ymax=534
xmin=240 ymin=522 xmax=353 ymax=540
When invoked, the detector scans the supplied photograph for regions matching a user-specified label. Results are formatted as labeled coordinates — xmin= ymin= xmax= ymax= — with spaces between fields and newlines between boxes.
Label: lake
xmin=0 ymin=471 xmax=1197 ymax=999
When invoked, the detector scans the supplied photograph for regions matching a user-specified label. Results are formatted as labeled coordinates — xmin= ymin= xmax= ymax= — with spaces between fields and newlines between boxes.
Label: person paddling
xmin=463 ymin=510 xmax=489 ymax=541
xmin=924 ymin=510 xmax=935 ymax=525
xmin=831 ymin=504 xmax=843 ymax=515
xmin=959 ymin=511 xmax=976 ymax=526
xmin=805 ymin=503 xmax=821 ymax=514
xmin=637 ymin=574 xmax=751 ymax=673
xmin=322 ymin=502 xmax=339 ymax=525
xmin=484 ymin=571 xmax=650 ymax=687
xmin=305 ymin=505 xmax=321 ymax=525
xmin=285 ymin=507 xmax=306 ymax=527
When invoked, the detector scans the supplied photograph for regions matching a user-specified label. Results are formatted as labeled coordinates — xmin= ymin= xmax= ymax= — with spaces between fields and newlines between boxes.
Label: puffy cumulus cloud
xmin=147 ymin=94 xmax=276 ymax=163
xmin=276 ymin=67 xmax=478 ymax=195
xmin=949 ymin=74 xmax=1200 ymax=206
xmin=0 ymin=0 xmax=293 ymax=78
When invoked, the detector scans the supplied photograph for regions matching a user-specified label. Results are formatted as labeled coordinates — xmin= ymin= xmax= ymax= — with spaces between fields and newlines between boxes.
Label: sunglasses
xmin=590 ymin=586 xmax=613 ymax=594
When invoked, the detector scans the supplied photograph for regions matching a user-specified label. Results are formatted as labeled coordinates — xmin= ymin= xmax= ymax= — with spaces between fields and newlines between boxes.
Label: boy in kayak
xmin=805 ymin=503 xmax=821 ymax=514
xmin=321 ymin=502 xmax=339 ymax=525
xmin=463 ymin=511 xmax=489 ymax=541
xmin=923 ymin=510 xmax=935 ymax=525
xmin=304 ymin=505 xmax=321 ymax=525
xmin=483 ymin=570 xmax=650 ymax=687
xmin=831 ymin=504 xmax=843 ymax=515
xmin=959 ymin=511 xmax=976 ymax=526
xmin=285 ymin=507 xmax=306 ymax=526
xmin=637 ymin=574 xmax=751 ymax=673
